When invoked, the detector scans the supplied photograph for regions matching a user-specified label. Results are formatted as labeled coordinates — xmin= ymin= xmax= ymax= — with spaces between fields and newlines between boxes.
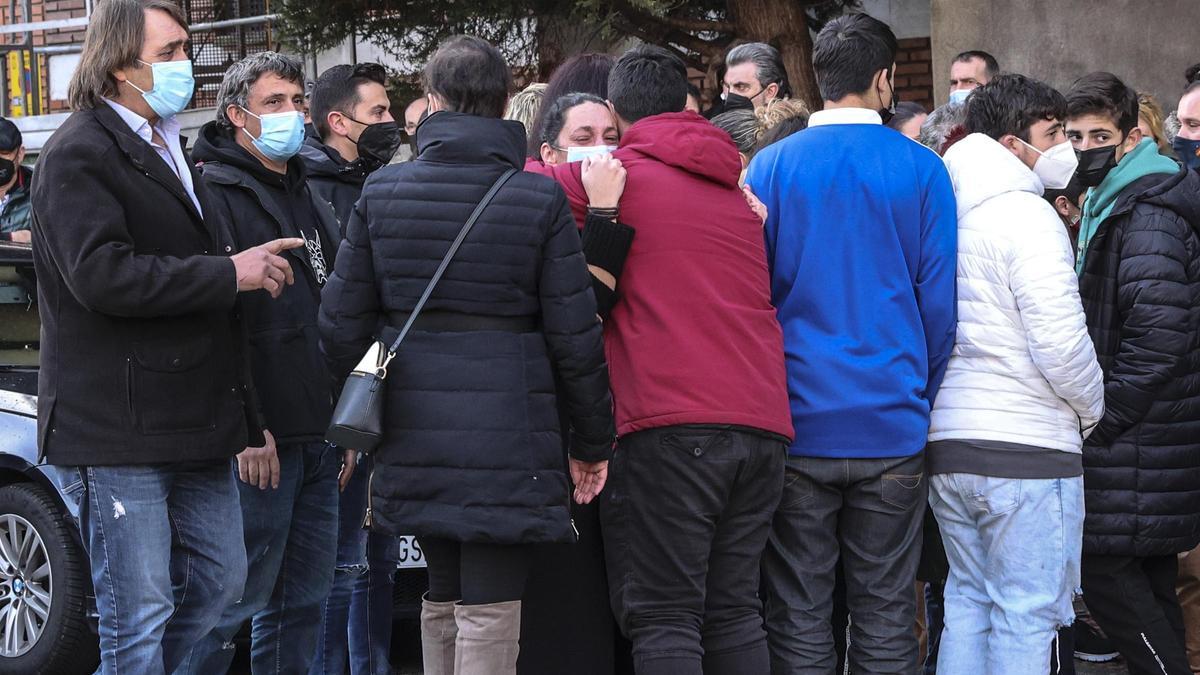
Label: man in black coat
xmin=1067 ymin=71 xmax=1200 ymax=675
xmin=176 ymin=52 xmax=343 ymax=675
xmin=300 ymin=61 xmax=404 ymax=673
xmin=30 ymin=2 xmax=301 ymax=673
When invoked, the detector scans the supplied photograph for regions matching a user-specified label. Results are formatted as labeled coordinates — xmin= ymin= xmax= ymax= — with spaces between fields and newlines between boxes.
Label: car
xmin=0 ymin=239 xmax=427 ymax=673
xmin=0 ymin=239 xmax=99 ymax=674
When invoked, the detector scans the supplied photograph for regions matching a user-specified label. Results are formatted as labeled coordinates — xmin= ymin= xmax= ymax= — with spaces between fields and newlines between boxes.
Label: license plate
xmin=396 ymin=535 xmax=426 ymax=569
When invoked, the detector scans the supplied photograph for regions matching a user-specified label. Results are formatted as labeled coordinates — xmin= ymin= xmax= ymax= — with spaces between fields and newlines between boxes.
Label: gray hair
xmin=711 ymin=109 xmax=761 ymax=155
xmin=216 ymin=51 xmax=305 ymax=131
xmin=1165 ymin=110 xmax=1181 ymax=144
xmin=68 ymin=0 xmax=188 ymax=111
xmin=918 ymin=101 xmax=968 ymax=154
xmin=726 ymin=42 xmax=789 ymax=97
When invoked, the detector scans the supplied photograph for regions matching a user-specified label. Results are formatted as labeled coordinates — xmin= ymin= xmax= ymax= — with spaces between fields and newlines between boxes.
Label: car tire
xmin=0 ymin=482 xmax=98 ymax=675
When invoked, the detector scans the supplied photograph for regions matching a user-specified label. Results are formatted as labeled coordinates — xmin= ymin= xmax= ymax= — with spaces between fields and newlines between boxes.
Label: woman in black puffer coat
xmin=318 ymin=36 xmax=615 ymax=675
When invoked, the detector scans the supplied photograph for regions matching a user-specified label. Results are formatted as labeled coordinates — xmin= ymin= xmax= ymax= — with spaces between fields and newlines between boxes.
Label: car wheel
xmin=0 ymin=483 xmax=98 ymax=674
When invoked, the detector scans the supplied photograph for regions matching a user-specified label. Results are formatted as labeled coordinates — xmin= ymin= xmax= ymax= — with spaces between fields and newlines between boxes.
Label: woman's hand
xmin=581 ymin=154 xmax=627 ymax=210
xmin=743 ymin=185 xmax=768 ymax=223
xmin=569 ymin=458 xmax=609 ymax=505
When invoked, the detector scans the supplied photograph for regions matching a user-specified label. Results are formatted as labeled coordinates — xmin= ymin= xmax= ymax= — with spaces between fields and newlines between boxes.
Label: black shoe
xmin=1073 ymin=619 xmax=1119 ymax=663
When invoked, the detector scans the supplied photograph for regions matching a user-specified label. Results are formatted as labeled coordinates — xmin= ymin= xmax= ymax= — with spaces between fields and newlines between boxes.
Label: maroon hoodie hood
xmin=527 ymin=109 xmax=793 ymax=441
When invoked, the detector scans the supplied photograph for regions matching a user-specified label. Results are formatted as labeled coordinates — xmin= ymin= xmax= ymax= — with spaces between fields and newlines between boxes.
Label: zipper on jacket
xmin=571 ymin=518 xmax=580 ymax=540
xmin=362 ymin=468 xmax=375 ymax=529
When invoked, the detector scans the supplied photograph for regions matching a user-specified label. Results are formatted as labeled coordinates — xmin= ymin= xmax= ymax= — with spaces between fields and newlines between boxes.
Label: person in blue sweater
xmin=746 ymin=12 xmax=957 ymax=673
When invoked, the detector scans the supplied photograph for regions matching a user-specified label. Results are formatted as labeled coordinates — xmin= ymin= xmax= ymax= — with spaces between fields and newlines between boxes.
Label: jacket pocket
xmin=130 ymin=334 xmax=217 ymax=435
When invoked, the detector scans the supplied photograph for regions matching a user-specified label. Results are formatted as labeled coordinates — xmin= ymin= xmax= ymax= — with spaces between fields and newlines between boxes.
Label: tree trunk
xmin=728 ymin=0 xmax=822 ymax=110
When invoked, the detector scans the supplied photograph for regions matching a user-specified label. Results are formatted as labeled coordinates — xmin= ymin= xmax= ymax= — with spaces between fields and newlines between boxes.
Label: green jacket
xmin=0 ymin=166 xmax=32 ymax=234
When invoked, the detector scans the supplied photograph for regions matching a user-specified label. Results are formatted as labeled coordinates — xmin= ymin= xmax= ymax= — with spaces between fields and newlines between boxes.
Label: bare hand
xmin=232 ymin=238 xmax=304 ymax=298
xmin=743 ymin=186 xmax=767 ymax=223
xmin=581 ymin=154 xmax=626 ymax=210
xmin=338 ymin=448 xmax=358 ymax=492
xmin=8 ymin=230 xmax=30 ymax=244
xmin=569 ymin=458 xmax=608 ymax=505
xmin=237 ymin=429 xmax=280 ymax=490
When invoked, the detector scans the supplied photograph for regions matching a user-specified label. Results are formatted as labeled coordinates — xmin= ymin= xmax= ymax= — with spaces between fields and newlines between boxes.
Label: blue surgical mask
xmin=241 ymin=108 xmax=305 ymax=162
xmin=948 ymin=88 xmax=971 ymax=106
xmin=565 ymin=145 xmax=619 ymax=163
xmin=128 ymin=59 xmax=195 ymax=119
xmin=1173 ymin=135 xmax=1200 ymax=170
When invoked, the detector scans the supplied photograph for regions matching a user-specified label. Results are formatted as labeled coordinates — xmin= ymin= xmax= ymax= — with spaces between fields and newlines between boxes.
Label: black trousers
xmin=420 ymin=538 xmax=533 ymax=605
xmin=600 ymin=425 xmax=786 ymax=675
xmin=1081 ymin=553 xmax=1191 ymax=675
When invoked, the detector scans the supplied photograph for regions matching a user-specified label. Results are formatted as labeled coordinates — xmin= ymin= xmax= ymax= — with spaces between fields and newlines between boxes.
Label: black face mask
xmin=0 ymin=158 xmax=15 ymax=187
xmin=879 ymin=71 xmax=897 ymax=125
xmin=1074 ymin=143 xmax=1120 ymax=188
xmin=353 ymin=120 xmax=403 ymax=171
xmin=723 ymin=93 xmax=756 ymax=113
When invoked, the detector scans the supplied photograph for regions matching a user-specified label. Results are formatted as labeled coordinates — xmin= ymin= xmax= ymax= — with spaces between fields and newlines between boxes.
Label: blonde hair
xmin=1138 ymin=93 xmax=1171 ymax=154
xmin=756 ymin=98 xmax=810 ymax=133
xmin=68 ymin=0 xmax=188 ymax=111
xmin=504 ymin=82 xmax=548 ymax=134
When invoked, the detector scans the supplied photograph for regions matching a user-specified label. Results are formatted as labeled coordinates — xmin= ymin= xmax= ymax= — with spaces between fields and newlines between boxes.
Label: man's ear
xmin=1125 ymin=126 xmax=1144 ymax=152
xmin=998 ymin=133 xmax=1024 ymax=158
xmin=226 ymin=104 xmax=248 ymax=130
xmin=327 ymin=110 xmax=350 ymax=138
xmin=764 ymin=82 xmax=780 ymax=101
xmin=1053 ymin=195 xmax=1073 ymax=218
xmin=425 ymin=93 xmax=443 ymax=113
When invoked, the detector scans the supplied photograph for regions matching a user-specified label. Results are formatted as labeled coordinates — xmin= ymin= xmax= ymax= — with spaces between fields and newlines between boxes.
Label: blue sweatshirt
xmin=745 ymin=108 xmax=957 ymax=459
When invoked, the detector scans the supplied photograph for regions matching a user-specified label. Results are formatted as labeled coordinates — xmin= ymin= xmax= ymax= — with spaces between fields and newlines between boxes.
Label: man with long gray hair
xmin=723 ymin=42 xmax=790 ymax=111
xmin=29 ymin=0 xmax=301 ymax=672
xmin=177 ymin=51 xmax=342 ymax=674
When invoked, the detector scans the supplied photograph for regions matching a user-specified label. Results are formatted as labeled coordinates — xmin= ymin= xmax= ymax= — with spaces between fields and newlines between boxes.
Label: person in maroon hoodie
xmin=532 ymin=44 xmax=793 ymax=675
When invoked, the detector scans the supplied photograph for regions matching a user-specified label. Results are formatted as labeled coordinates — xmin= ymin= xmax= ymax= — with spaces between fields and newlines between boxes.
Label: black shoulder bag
xmin=326 ymin=168 xmax=518 ymax=451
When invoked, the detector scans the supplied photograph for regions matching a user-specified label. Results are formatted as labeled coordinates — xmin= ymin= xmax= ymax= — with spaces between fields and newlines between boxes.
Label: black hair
xmin=311 ymin=62 xmax=388 ymax=141
xmin=528 ymin=53 xmax=615 ymax=156
xmin=756 ymin=116 xmax=808 ymax=153
xmin=538 ymin=92 xmax=608 ymax=149
xmin=1186 ymin=63 xmax=1200 ymax=85
xmin=0 ymin=117 xmax=20 ymax=152
xmin=953 ymin=50 xmax=1000 ymax=80
xmin=423 ymin=35 xmax=511 ymax=119
xmin=607 ymin=44 xmax=688 ymax=124
xmin=812 ymin=13 xmax=898 ymax=103
xmin=686 ymin=82 xmax=701 ymax=102
xmin=1066 ymin=71 xmax=1139 ymax=136
xmin=1043 ymin=176 xmax=1086 ymax=209
xmin=965 ymin=73 xmax=1067 ymax=141
xmin=886 ymin=101 xmax=927 ymax=131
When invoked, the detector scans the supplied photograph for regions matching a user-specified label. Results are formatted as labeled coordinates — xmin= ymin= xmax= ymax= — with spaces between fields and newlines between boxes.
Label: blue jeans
xmin=176 ymin=442 xmax=340 ymax=674
xmin=312 ymin=455 xmax=399 ymax=675
xmin=929 ymin=473 xmax=1082 ymax=675
xmin=70 ymin=460 xmax=247 ymax=675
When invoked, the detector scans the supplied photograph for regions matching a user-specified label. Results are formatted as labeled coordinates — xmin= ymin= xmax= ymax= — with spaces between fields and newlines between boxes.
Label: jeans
xmin=928 ymin=473 xmax=1082 ymax=675
xmin=176 ymin=442 xmax=340 ymax=674
xmin=1082 ymin=554 xmax=1191 ymax=675
xmin=312 ymin=455 xmax=400 ymax=675
xmin=70 ymin=460 xmax=247 ymax=675
xmin=600 ymin=426 xmax=785 ymax=675
xmin=763 ymin=452 xmax=925 ymax=674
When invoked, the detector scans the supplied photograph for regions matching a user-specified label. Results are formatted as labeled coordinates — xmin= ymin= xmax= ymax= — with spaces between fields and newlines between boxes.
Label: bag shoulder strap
xmin=387 ymin=167 xmax=518 ymax=356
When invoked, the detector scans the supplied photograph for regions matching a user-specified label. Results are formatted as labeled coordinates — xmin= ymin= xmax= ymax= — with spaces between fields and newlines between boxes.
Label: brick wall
xmin=894 ymin=36 xmax=934 ymax=112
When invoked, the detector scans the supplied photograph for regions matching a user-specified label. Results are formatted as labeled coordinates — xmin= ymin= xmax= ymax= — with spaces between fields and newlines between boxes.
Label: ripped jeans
xmin=929 ymin=474 xmax=1083 ymax=675
xmin=72 ymin=461 xmax=248 ymax=675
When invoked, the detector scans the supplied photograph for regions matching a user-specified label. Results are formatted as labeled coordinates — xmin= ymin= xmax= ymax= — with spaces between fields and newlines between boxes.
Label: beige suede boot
xmin=420 ymin=594 xmax=458 ymax=675
xmin=453 ymin=600 xmax=522 ymax=675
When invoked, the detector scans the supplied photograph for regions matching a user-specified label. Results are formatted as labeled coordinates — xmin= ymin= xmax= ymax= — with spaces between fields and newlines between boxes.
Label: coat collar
xmin=414 ymin=112 xmax=525 ymax=168
xmin=91 ymin=103 xmax=212 ymax=237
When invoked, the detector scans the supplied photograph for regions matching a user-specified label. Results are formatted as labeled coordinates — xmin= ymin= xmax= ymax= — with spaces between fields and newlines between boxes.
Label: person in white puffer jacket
xmin=927 ymin=74 xmax=1105 ymax=675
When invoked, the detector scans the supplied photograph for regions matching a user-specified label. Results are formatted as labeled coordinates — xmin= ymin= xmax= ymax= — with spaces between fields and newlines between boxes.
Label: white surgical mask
xmin=1017 ymin=137 xmax=1079 ymax=190
xmin=566 ymin=145 xmax=618 ymax=163
xmin=948 ymin=88 xmax=971 ymax=106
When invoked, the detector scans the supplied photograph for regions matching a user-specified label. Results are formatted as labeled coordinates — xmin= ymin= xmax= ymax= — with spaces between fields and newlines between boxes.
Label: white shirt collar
xmin=807 ymin=107 xmax=883 ymax=128
xmin=101 ymin=98 xmax=181 ymax=147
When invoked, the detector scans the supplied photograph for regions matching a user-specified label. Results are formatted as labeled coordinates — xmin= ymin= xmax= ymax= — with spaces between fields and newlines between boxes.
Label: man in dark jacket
xmin=301 ymin=61 xmax=403 ymax=675
xmin=0 ymin=118 xmax=32 ymax=241
xmin=30 ymin=2 xmax=300 ymax=672
xmin=1067 ymin=71 xmax=1200 ymax=674
xmin=179 ymin=52 xmax=341 ymax=675
xmin=301 ymin=62 xmax=400 ymax=234
xmin=534 ymin=45 xmax=793 ymax=675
